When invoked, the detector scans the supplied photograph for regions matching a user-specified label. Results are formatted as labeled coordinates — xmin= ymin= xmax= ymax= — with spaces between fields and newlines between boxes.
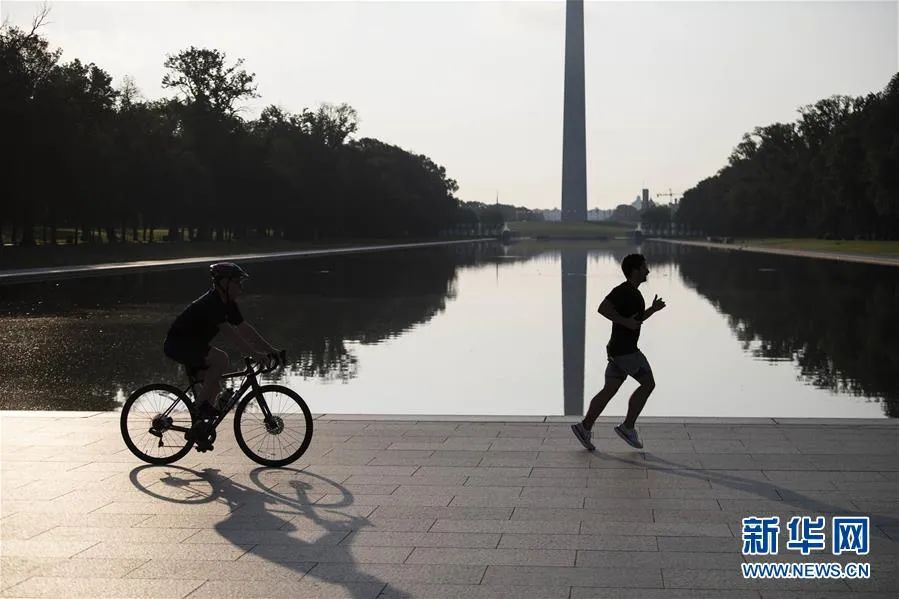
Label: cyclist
xmin=163 ymin=262 xmax=281 ymax=424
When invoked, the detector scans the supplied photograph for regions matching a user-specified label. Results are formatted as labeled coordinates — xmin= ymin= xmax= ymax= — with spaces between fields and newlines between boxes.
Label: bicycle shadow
xmin=591 ymin=450 xmax=899 ymax=543
xmin=129 ymin=465 xmax=410 ymax=598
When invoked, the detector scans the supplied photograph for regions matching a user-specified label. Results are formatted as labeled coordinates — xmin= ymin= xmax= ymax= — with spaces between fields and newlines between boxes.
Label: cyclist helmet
xmin=209 ymin=262 xmax=249 ymax=282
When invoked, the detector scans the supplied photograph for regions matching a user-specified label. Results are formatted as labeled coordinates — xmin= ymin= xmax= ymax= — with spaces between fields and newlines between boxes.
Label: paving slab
xmin=482 ymin=564 xmax=663 ymax=588
xmin=379 ymin=582 xmax=569 ymax=598
xmin=508 ymin=532 xmax=659 ymax=551
xmin=0 ymin=577 xmax=206 ymax=598
xmin=340 ymin=531 xmax=501 ymax=549
xmin=306 ymin=562 xmax=485 ymax=584
xmin=1 ymin=413 xmax=897 ymax=597
xmin=188 ymin=579 xmax=386 ymax=598
xmin=570 ymin=591 xmax=759 ymax=599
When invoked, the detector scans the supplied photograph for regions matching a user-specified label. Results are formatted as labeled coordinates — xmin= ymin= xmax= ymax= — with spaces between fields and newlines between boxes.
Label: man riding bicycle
xmin=163 ymin=262 xmax=281 ymax=421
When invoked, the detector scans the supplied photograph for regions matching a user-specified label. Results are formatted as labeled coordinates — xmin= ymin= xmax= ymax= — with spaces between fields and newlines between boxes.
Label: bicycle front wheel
xmin=121 ymin=384 xmax=196 ymax=464
xmin=233 ymin=385 xmax=313 ymax=467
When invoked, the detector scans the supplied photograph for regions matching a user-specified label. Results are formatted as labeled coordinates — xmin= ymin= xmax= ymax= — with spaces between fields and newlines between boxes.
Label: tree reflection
xmin=0 ymin=243 xmax=497 ymax=410
xmin=643 ymin=242 xmax=899 ymax=417
xmin=9 ymin=240 xmax=889 ymax=417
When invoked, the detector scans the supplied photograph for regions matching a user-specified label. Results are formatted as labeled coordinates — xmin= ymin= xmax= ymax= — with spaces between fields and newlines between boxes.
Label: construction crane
xmin=657 ymin=188 xmax=678 ymax=203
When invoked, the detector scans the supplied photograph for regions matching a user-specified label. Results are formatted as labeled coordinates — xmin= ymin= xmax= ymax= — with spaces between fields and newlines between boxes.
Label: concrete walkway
xmin=648 ymin=239 xmax=899 ymax=268
xmin=0 ymin=239 xmax=493 ymax=284
xmin=1 ymin=412 xmax=897 ymax=598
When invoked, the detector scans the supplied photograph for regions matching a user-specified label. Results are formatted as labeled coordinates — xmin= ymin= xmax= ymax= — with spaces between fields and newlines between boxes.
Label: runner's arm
xmin=598 ymin=299 xmax=640 ymax=329
xmin=639 ymin=295 xmax=666 ymax=322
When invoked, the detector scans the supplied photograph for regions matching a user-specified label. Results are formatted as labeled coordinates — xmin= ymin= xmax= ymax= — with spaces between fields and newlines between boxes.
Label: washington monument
xmin=561 ymin=0 xmax=587 ymax=222
xmin=561 ymin=1 xmax=587 ymax=416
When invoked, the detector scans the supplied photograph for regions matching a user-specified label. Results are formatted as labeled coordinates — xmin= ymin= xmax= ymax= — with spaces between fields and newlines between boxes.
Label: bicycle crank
xmin=196 ymin=429 xmax=217 ymax=452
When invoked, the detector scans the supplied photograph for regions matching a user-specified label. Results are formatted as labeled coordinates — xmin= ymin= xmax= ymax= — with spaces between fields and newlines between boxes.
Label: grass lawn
xmin=743 ymin=238 xmax=899 ymax=257
xmin=508 ymin=220 xmax=634 ymax=239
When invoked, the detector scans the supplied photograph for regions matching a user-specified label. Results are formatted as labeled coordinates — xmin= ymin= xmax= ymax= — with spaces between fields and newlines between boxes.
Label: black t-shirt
xmin=605 ymin=282 xmax=645 ymax=357
xmin=165 ymin=289 xmax=244 ymax=349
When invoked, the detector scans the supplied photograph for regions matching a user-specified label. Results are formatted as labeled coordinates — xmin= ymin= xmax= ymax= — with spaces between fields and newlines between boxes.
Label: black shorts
xmin=605 ymin=350 xmax=654 ymax=385
xmin=163 ymin=338 xmax=209 ymax=374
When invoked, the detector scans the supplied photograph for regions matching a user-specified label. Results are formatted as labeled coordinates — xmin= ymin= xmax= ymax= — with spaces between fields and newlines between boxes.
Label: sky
xmin=3 ymin=1 xmax=897 ymax=210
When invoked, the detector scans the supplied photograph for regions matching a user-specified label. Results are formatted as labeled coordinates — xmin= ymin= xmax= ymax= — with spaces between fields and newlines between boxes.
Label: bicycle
xmin=120 ymin=350 xmax=313 ymax=467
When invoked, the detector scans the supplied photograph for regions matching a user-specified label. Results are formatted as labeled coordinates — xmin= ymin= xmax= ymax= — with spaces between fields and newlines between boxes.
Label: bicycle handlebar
xmin=244 ymin=349 xmax=287 ymax=376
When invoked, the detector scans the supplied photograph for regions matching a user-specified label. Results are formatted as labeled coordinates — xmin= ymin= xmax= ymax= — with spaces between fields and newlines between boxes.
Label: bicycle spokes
xmin=121 ymin=385 xmax=194 ymax=464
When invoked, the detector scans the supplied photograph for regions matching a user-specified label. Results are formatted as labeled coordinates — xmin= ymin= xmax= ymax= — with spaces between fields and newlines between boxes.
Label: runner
xmin=571 ymin=253 xmax=666 ymax=451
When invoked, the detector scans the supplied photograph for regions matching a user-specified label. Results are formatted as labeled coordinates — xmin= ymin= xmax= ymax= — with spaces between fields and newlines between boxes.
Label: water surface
xmin=1 ymin=241 xmax=895 ymax=417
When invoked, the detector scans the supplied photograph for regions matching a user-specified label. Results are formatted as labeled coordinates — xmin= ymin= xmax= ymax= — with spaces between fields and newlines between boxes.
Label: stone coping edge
xmin=0 ymin=239 xmax=496 ymax=284
xmin=648 ymin=238 xmax=899 ymax=267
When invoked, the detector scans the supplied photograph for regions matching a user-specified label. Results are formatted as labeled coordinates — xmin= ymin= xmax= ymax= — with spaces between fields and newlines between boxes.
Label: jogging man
xmin=571 ymin=253 xmax=665 ymax=451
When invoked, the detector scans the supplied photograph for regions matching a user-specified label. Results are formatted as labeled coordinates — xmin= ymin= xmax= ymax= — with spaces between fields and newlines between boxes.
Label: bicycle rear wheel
xmin=121 ymin=384 xmax=196 ymax=464
xmin=233 ymin=385 xmax=313 ymax=467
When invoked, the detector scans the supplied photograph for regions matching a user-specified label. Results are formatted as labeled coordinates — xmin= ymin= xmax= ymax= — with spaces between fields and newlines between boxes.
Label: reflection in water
xmin=643 ymin=242 xmax=899 ymax=417
xmin=0 ymin=244 xmax=497 ymax=410
xmin=1 ymin=240 xmax=895 ymax=417
xmin=561 ymin=246 xmax=587 ymax=415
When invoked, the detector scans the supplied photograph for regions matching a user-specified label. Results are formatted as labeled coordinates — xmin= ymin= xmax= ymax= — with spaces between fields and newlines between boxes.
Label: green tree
xmin=0 ymin=8 xmax=61 ymax=244
xmin=2 ymin=26 xmax=470 ymax=248
xmin=641 ymin=204 xmax=673 ymax=231
xmin=161 ymin=46 xmax=257 ymax=116
xmin=676 ymin=74 xmax=899 ymax=240
xmin=611 ymin=204 xmax=639 ymax=223
xmin=304 ymin=103 xmax=359 ymax=149
xmin=161 ymin=46 xmax=259 ymax=240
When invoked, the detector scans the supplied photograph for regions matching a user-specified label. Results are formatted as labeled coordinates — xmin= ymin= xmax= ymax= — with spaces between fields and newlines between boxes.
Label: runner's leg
xmin=622 ymin=353 xmax=655 ymax=429
xmin=583 ymin=373 xmax=625 ymax=430
xmin=622 ymin=380 xmax=654 ymax=429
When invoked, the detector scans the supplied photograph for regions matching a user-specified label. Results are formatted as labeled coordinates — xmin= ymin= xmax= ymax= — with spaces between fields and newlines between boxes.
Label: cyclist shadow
xmin=592 ymin=451 xmax=899 ymax=542
xmin=130 ymin=465 xmax=409 ymax=598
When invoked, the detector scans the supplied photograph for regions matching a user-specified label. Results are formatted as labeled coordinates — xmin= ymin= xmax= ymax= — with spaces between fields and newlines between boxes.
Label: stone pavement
xmin=1 ymin=412 xmax=897 ymax=598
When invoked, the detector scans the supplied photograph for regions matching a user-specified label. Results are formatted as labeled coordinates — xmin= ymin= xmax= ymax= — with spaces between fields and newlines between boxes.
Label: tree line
xmin=1 ymin=11 xmax=469 ymax=247
xmin=674 ymin=73 xmax=899 ymax=239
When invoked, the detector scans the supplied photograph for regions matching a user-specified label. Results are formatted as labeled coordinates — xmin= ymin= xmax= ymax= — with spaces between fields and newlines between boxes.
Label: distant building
xmin=531 ymin=207 xmax=617 ymax=222
xmin=541 ymin=208 xmax=562 ymax=222
xmin=587 ymin=208 xmax=613 ymax=221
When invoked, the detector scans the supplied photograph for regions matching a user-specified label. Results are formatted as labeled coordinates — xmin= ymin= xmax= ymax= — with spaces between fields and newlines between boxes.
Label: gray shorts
xmin=605 ymin=351 xmax=654 ymax=385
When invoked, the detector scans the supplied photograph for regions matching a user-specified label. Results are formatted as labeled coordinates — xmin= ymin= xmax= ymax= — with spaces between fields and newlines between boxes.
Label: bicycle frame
xmin=175 ymin=356 xmax=280 ymax=432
